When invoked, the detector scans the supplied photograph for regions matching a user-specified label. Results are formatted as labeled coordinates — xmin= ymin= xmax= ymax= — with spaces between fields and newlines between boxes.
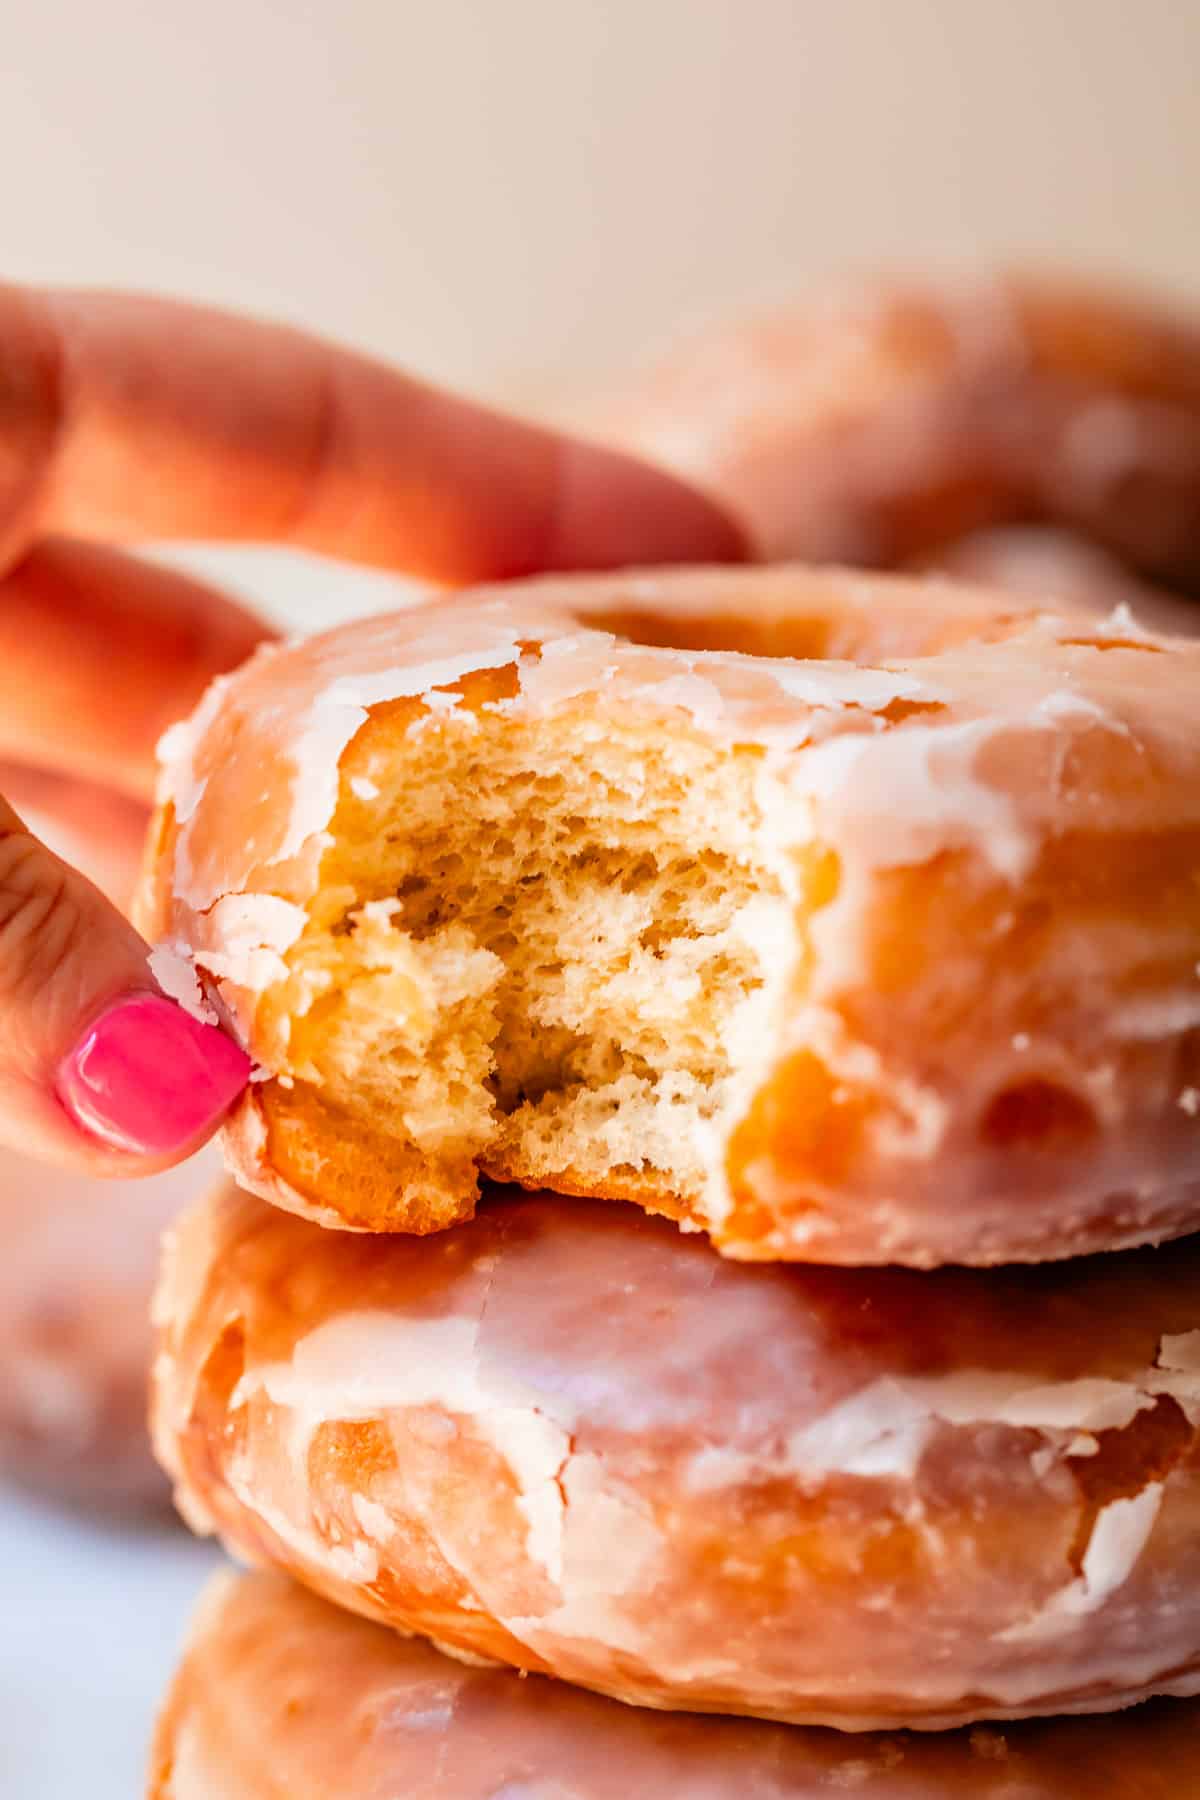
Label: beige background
xmin=3 ymin=0 xmax=1197 ymax=620
xmin=1 ymin=16 xmax=1198 ymax=1795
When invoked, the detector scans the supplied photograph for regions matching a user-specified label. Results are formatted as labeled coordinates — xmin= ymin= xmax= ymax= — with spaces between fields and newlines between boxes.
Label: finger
xmin=0 ymin=284 xmax=746 ymax=582
xmin=0 ymin=760 xmax=147 ymax=907
xmin=0 ymin=537 xmax=270 ymax=799
xmin=0 ymin=792 xmax=248 ymax=1174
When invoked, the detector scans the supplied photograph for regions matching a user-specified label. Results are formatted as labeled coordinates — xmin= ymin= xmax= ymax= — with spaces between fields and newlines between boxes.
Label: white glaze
xmin=998 ymin=1485 xmax=1164 ymax=1645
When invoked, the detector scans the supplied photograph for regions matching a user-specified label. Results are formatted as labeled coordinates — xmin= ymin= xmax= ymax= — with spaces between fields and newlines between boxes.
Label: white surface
xmin=0 ymin=1486 xmax=219 ymax=1799
xmin=151 ymin=545 xmax=428 ymax=636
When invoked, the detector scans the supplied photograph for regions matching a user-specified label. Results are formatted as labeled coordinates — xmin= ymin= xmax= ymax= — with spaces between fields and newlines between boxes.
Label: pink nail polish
xmin=55 ymin=992 xmax=251 ymax=1156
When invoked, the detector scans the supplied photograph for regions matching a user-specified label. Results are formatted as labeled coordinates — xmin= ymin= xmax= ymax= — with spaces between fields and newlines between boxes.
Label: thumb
xmin=0 ymin=793 xmax=249 ymax=1172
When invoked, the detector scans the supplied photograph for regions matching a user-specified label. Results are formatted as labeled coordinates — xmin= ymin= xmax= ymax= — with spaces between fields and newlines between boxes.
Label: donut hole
xmin=1058 ymin=633 xmax=1166 ymax=654
xmin=268 ymin=676 xmax=803 ymax=1227
xmin=585 ymin=604 xmax=840 ymax=660
xmin=979 ymin=1079 xmax=1098 ymax=1151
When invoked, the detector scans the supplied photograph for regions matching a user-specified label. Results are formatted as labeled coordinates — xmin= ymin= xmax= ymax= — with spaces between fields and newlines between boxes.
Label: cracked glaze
xmin=137 ymin=563 xmax=1200 ymax=1264
xmin=151 ymin=1570 xmax=1200 ymax=1798
xmin=153 ymin=1183 xmax=1200 ymax=1729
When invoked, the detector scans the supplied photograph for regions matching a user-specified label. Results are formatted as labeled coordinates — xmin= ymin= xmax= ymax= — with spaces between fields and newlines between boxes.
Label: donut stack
xmin=144 ymin=287 xmax=1200 ymax=1794
xmin=144 ymin=568 xmax=1200 ymax=1786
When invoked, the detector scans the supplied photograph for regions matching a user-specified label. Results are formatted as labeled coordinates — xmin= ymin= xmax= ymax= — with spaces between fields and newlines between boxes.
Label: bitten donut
xmin=139 ymin=567 xmax=1200 ymax=1265
xmin=0 ymin=764 xmax=213 ymax=1508
xmin=153 ymin=1183 xmax=1200 ymax=1729
xmin=607 ymin=273 xmax=1200 ymax=596
xmin=150 ymin=1570 xmax=1200 ymax=1800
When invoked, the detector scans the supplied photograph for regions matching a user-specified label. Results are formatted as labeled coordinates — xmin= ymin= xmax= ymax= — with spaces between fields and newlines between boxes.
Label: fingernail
xmin=55 ymin=992 xmax=251 ymax=1156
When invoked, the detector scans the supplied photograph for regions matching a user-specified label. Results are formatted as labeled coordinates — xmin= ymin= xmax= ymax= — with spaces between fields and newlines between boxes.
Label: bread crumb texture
xmin=261 ymin=662 xmax=792 ymax=1232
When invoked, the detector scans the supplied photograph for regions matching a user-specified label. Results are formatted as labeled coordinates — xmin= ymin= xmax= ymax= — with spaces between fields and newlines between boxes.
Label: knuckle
xmin=0 ymin=827 xmax=85 ymax=1008
xmin=278 ymin=354 xmax=341 ymax=546
xmin=0 ymin=285 xmax=66 ymax=565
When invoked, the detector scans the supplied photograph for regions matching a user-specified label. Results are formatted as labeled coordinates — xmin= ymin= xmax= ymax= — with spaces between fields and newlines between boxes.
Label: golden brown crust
xmin=608 ymin=273 xmax=1200 ymax=595
xmin=134 ymin=796 xmax=178 ymax=950
xmin=254 ymin=1077 xmax=478 ymax=1235
xmin=150 ymin=1569 xmax=1200 ymax=1798
xmin=153 ymin=1181 xmax=1200 ymax=1729
xmin=480 ymin=1141 xmax=701 ymax=1220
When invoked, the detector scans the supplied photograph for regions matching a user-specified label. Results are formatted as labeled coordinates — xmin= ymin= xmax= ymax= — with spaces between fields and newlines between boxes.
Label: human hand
xmin=0 ymin=283 xmax=742 ymax=1177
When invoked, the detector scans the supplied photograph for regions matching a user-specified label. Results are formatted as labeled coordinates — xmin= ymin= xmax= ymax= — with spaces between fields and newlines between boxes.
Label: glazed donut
xmin=153 ymin=1182 xmax=1200 ymax=1729
xmin=0 ymin=763 xmax=213 ymax=1508
xmin=607 ymin=273 xmax=1200 ymax=596
xmin=138 ymin=566 xmax=1200 ymax=1265
xmin=150 ymin=1569 xmax=1200 ymax=1799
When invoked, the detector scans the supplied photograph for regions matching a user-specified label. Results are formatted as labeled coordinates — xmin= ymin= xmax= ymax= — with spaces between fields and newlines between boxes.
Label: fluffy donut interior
xmin=263 ymin=665 xmax=795 ymax=1228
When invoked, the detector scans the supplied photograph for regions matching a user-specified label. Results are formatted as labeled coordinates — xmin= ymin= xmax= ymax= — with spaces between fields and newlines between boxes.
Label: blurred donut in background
xmin=0 ymin=761 xmax=214 ymax=1509
xmin=150 ymin=1568 xmax=1200 ymax=1799
xmin=608 ymin=273 xmax=1200 ymax=624
xmin=0 ymin=1146 xmax=212 ymax=1508
xmin=912 ymin=525 xmax=1200 ymax=637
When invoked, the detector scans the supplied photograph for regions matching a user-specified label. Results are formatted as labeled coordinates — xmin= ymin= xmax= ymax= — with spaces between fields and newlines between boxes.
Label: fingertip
xmin=54 ymin=991 xmax=250 ymax=1162
xmin=539 ymin=439 xmax=752 ymax=574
